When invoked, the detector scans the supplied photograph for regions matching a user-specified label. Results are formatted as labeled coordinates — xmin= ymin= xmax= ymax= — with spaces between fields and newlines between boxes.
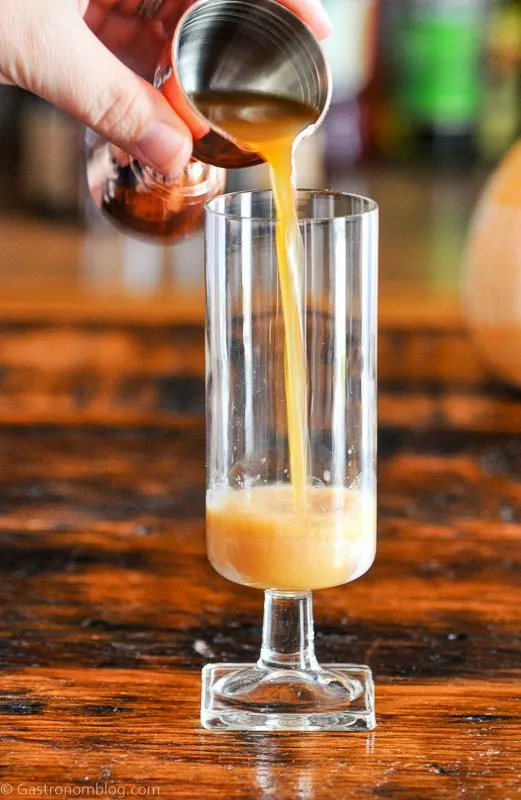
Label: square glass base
xmin=201 ymin=663 xmax=376 ymax=732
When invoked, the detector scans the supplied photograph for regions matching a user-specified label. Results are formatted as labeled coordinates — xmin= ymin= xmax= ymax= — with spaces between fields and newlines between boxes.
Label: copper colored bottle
xmin=86 ymin=131 xmax=226 ymax=242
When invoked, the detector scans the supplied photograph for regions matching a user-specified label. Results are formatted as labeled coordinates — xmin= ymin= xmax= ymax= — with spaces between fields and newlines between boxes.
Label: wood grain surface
xmin=0 ymin=309 xmax=520 ymax=799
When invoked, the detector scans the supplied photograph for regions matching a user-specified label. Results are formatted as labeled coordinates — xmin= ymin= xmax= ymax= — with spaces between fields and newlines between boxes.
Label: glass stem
xmin=257 ymin=590 xmax=320 ymax=671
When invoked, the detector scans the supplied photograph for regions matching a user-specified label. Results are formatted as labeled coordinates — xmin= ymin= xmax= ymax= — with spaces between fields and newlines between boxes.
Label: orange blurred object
xmin=463 ymin=141 xmax=521 ymax=387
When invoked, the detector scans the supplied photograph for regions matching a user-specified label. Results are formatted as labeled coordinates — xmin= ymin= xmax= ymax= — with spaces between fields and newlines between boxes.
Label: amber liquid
xmin=203 ymin=92 xmax=375 ymax=589
xmin=103 ymin=184 xmax=205 ymax=241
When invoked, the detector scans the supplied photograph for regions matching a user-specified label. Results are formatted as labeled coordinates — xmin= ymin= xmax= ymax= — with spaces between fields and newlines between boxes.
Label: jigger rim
xmin=205 ymin=189 xmax=379 ymax=223
xmin=170 ymin=0 xmax=332 ymax=158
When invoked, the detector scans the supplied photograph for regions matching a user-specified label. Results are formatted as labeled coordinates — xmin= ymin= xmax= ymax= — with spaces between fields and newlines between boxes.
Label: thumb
xmin=24 ymin=9 xmax=193 ymax=173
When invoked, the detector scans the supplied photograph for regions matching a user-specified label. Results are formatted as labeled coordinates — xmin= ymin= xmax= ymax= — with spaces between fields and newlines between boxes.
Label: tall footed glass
xmin=203 ymin=190 xmax=378 ymax=732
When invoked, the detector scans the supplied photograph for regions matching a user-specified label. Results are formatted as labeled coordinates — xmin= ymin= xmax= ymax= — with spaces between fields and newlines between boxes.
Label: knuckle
xmin=89 ymin=82 xmax=148 ymax=143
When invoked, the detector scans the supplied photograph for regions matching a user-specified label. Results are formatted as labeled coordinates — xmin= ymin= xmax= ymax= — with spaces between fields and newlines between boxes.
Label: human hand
xmin=0 ymin=0 xmax=331 ymax=173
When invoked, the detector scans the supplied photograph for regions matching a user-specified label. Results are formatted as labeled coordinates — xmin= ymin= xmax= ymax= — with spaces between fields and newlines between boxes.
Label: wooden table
xmin=1 ymin=166 xmax=521 ymax=798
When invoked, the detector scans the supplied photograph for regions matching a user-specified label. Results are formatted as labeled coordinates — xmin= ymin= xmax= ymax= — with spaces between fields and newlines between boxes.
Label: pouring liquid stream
xmin=194 ymin=91 xmax=314 ymax=511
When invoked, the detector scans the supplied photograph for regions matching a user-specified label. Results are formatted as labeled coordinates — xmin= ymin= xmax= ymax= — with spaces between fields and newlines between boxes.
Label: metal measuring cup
xmin=155 ymin=0 xmax=332 ymax=168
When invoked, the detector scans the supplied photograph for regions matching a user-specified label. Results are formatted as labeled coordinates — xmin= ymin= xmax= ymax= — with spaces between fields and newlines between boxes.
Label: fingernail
xmin=312 ymin=0 xmax=333 ymax=38
xmin=137 ymin=121 xmax=191 ymax=171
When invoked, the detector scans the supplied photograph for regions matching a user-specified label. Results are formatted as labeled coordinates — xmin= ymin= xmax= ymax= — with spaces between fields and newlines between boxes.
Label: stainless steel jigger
xmin=156 ymin=0 xmax=332 ymax=168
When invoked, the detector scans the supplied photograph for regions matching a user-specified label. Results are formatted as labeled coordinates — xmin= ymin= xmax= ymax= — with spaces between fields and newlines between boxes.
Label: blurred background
xmin=0 ymin=0 xmax=520 ymax=421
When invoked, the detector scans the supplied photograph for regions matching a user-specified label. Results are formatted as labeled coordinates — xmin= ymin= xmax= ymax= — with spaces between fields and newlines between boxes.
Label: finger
xmin=273 ymin=0 xmax=332 ymax=39
xmin=93 ymin=11 xmax=167 ymax=77
xmin=23 ymin=9 xmax=193 ymax=172
xmin=152 ymin=0 xmax=331 ymax=38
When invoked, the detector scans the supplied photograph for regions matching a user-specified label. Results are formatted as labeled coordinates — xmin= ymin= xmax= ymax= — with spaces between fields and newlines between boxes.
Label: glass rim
xmin=205 ymin=189 xmax=378 ymax=222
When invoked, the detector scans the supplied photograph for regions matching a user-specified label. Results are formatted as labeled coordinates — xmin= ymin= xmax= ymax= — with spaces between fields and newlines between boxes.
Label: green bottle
xmin=394 ymin=0 xmax=488 ymax=165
